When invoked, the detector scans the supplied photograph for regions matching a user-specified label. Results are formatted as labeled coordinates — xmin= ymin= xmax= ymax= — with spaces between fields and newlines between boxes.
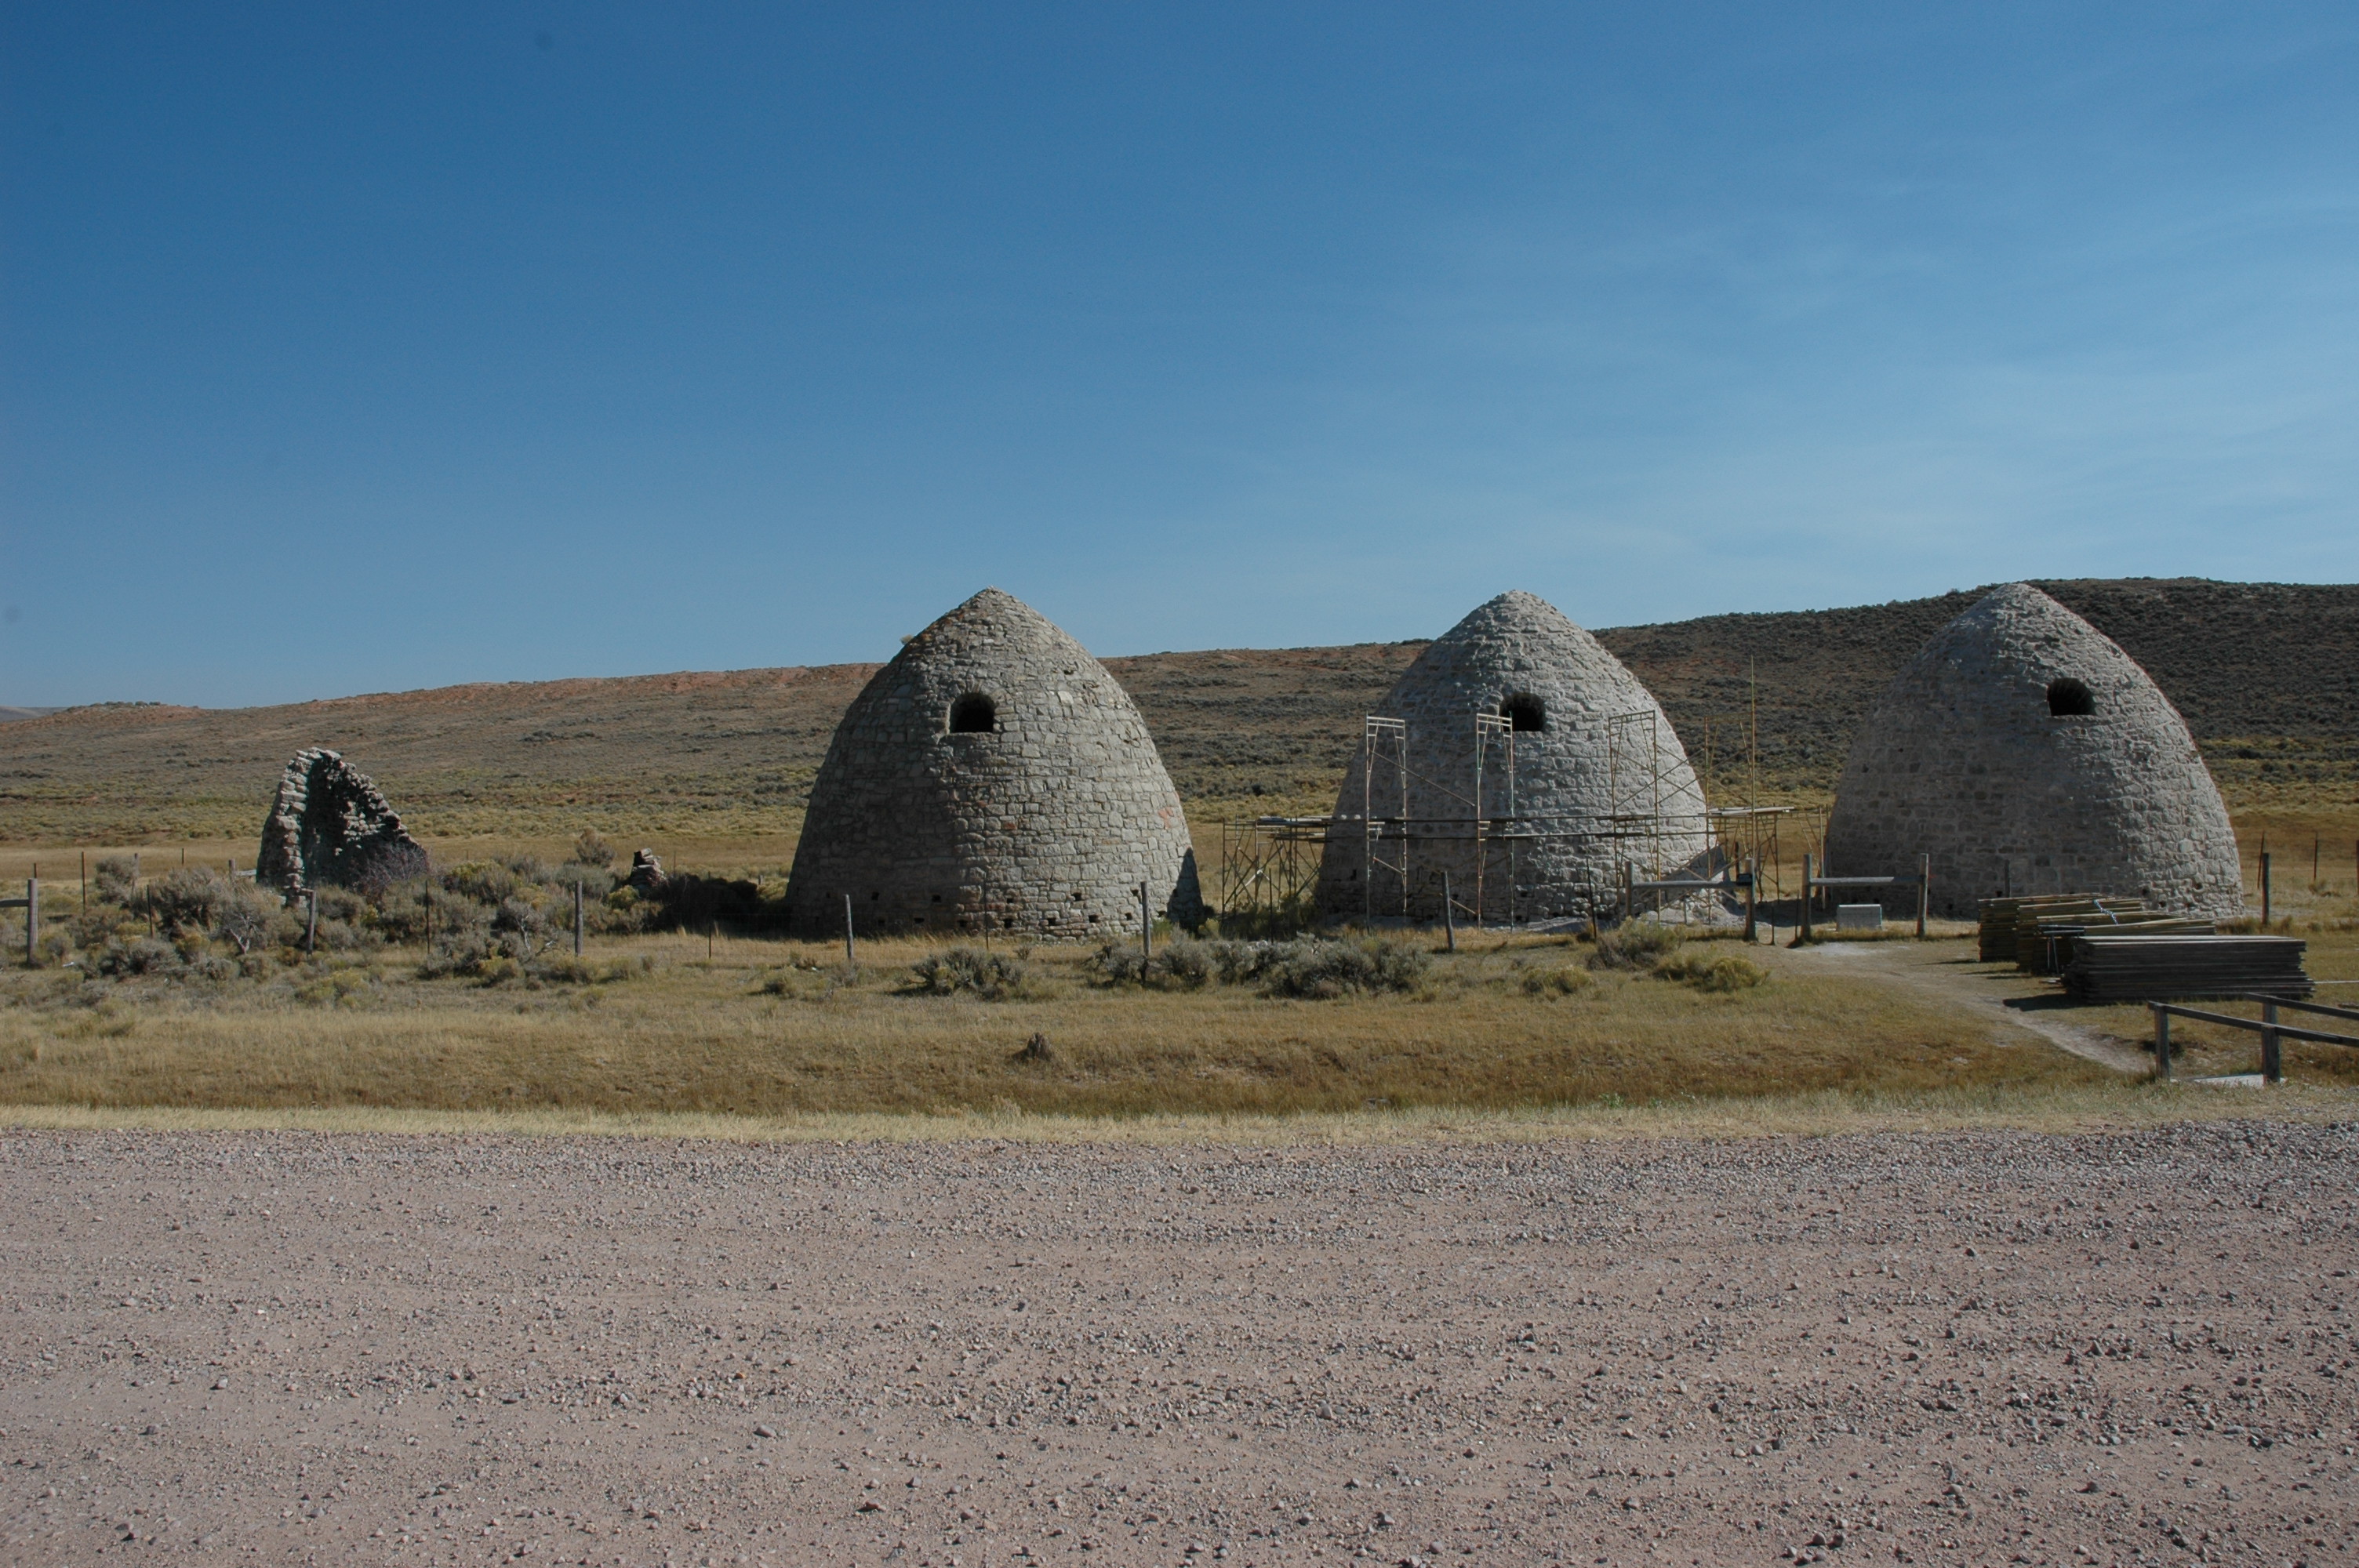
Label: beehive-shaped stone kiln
xmin=1314 ymin=591 xmax=1710 ymax=924
xmin=786 ymin=588 xmax=1198 ymax=938
xmin=1825 ymin=583 xmax=2241 ymax=918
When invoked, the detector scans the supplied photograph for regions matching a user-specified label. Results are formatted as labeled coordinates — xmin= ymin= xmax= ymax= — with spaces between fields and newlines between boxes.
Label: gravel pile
xmin=1 ymin=1121 xmax=2354 ymax=1565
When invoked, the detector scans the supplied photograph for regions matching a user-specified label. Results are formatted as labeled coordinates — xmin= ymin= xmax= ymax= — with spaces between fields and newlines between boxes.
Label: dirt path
xmin=2 ymin=1125 xmax=2354 ymax=1566
xmin=1779 ymin=937 xmax=2154 ymax=1073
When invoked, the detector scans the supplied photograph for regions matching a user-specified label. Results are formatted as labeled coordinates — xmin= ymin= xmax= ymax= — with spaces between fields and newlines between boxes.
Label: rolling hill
xmin=2 ymin=578 xmax=2350 ymax=847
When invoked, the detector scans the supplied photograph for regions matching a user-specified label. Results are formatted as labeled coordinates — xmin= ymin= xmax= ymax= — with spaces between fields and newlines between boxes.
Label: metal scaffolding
xmin=1361 ymin=716 xmax=1409 ymax=920
xmin=1221 ymin=706 xmax=1726 ymax=929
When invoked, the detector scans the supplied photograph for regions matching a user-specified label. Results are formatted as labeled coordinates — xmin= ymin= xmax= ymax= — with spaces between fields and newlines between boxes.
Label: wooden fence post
xmin=1917 ymin=853 xmax=1929 ymax=938
xmin=2261 ymin=851 xmax=2273 ymax=926
xmin=843 ymin=894 xmax=856 ymax=970
xmin=1442 ymin=871 xmax=1456 ymax=953
xmin=24 ymin=879 xmax=35 ymax=968
xmin=1799 ymin=853 xmax=1813 ymax=943
xmin=1140 ymin=884 xmax=1152 ymax=964
xmin=2151 ymin=1004 xmax=2172 ymax=1081
xmin=2261 ymin=999 xmax=2282 ymax=1085
xmin=304 ymin=890 xmax=318 ymax=954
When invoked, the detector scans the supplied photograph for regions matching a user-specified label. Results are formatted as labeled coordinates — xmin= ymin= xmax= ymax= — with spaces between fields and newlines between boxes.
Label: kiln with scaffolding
xmin=1220 ymin=706 xmax=1743 ymax=928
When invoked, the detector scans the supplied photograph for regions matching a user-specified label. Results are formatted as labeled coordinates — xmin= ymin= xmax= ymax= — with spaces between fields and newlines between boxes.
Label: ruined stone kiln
xmin=786 ymin=588 xmax=1199 ymax=939
xmin=1314 ymin=590 xmax=1709 ymax=924
xmin=256 ymin=747 xmax=430 ymax=897
xmin=1825 ymin=582 xmax=2241 ymax=918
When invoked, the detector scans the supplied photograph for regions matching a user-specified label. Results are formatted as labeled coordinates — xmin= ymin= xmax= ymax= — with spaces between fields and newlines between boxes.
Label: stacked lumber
xmin=1977 ymin=894 xmax=2146 ymax=963
xmin=2023 ymin=913 xmax=2215 ymax=975
xmin=2060 ymin=935 xmax=2313 ymax=1003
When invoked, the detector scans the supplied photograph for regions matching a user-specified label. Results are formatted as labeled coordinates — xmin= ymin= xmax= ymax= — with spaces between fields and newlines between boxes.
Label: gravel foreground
xmin=1 ymin=1123 xmax=2354 ymax=1567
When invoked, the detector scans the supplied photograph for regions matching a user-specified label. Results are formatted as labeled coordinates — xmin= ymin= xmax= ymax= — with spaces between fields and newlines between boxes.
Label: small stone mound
xmin=625 ymin=849 xmax=668 ymax=891
xmin=255 ymin=747 xmax=429 ymax=898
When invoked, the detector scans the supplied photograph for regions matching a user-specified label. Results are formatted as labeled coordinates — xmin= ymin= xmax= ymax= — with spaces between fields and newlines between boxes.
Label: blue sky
xmin=3 ymin=3 xmax=2355 ymax=706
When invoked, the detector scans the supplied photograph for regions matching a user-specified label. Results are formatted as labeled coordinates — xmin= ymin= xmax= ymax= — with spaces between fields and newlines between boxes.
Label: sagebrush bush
xmin=417 ymin=933 xmax=496 ymax=980
xmin=553 ymin=862 xmax=618 ymax=900
xmin=572 ymin=829 xmax=615 ymax=868
xmin=445 ymin=862 xmax=522 ymax=906
xmin=1521 ymin=964 xmax=1596 ymax=998
xmin=1653 ymin=952 xmax=1769 ymax=992
xmin=1257 ymin=937 xmax=1430 ymax=1000
xmin=47 ymin=840 xmax=754 ymax=988
xmin=314 ymin=886 xmax=367 ymax=924
xmin=95 ymin=935 xmax=182 ymax=978
xmin=1154 ymin=938 xmax=1216 ymax=989
xmin=92 ymin=856 xmax=140 ymax=903
xmin=212 ymin=885 xmax=282 ymax=953
xmin=140 ymin=867 xmax=237 ymax=934
xmin=1089 ymin=936 xmax=1263 ymax=989
xmin=909 ymin=948 xmax=1031 ymax=1000
xmin=1588 ymin=920 xmax=1684 ymax=971
xmin=1089 ymin=942 xmax=1152 ymax=986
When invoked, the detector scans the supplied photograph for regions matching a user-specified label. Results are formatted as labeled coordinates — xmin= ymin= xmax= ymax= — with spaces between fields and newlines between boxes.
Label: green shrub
xmin=94 ymin=935 xmax=182 ymax=978
xmin=536 ymin=954 xmax=647 ymax=985
xmin=1257 ymin=937 xmax=1430 ymax=1000
xmin=552 ymin=863 xmax=618 ymax=900
xmin=1521 ymin=964 xmax=1596 ymax=998
xmin=1653 ymin=952 xmax=1769 ymax=992
xmin=1209 ymin=898 xmax=1321 ymax=941
xmin=1588 ymin=920 xmax=1684 ymax=971
xmin=909 ymin=947 xmax=1030 ymax=1000
xmin=92 ymin=856 xmax=140 ymax=904
xmin=1153 ymin=938 xmax=1216 ymax=989
xmin=572 ymin=829 xmax=615 ymax=868
xmin=140 ymin=866 xmax=236 ymax=933
xmin=492 ymin=896 xmax=549 ymax=941
xmin=445 ymin=862 xmax=522 ymax=906
xmin=313 ymin=885 xmax=367 ymax=924
xmin=417 ymin=932 xmax=496 ymax=979
xmin=211 ymin=884 xmax=282 ymax=953
xmin=1089 ymin=936 xmax=1263 ymax=989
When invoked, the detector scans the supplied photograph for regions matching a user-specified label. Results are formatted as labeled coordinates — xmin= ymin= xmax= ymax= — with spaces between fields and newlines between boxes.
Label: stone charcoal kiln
xmin=1824 ymin=583 xmax=2241 ymax=920
xmin=786 ymin=588 xmax=1199 ymax=938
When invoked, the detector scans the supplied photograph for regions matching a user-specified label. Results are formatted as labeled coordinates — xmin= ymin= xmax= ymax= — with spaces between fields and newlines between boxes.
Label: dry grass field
xmin=2 ymin=912 xmax=2354 ymax=1123
xmin=0 ymin=927 xmax=2116 ymax=1120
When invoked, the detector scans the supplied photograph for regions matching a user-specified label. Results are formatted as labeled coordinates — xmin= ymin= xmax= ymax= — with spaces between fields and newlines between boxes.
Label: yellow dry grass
xmin=0 ymin=931 xmax=2114 ymax=1120
xmin=4 ymin=1078 xmax=2353 ymax=1145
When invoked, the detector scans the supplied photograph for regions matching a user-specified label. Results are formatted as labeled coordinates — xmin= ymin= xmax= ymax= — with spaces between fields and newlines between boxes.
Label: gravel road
xmin=2 ymin=1123 xmax=2354 ymax=1566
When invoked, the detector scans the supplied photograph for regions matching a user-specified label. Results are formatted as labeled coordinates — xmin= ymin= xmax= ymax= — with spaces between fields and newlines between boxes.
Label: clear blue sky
xmin=4 ymin=3 xmax=2355 ymax=706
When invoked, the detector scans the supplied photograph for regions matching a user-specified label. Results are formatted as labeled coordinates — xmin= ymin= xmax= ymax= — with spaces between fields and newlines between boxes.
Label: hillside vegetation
xmin=2 ymin=578 xmax=2350 ymax=846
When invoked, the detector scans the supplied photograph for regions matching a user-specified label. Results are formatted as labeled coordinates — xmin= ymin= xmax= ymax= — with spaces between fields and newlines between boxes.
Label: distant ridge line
xmin=0 ymin=576 xmax=2349 ymax=842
